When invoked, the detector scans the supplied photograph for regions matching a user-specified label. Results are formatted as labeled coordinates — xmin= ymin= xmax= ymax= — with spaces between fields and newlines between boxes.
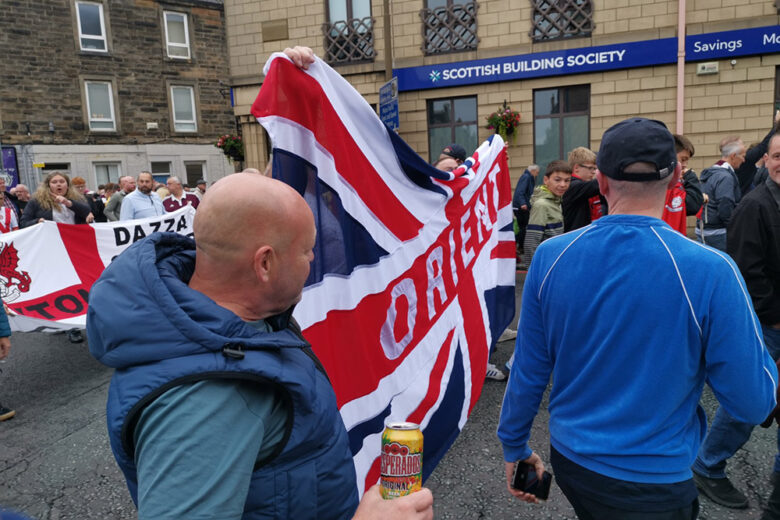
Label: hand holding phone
xmin=504 ymin=452 xmax=552 ymax=504
xmin=511 ymin=462 xmax=552 ymax=500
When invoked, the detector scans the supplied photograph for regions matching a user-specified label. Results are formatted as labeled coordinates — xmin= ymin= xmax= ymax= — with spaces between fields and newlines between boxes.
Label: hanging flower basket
xmin=215 ymin=134 xmax=244 ymax=162
xmin=486 ymin=106 xmax=521 ymax=144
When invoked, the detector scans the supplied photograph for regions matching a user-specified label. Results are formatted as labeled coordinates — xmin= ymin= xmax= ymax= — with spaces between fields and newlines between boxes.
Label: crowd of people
xmin=495 ymin=115 xmax=780 ymax=519
xmin=426 ymin=102 xmax=780 ymax=518
xmin=0 ymin=170 xmax=208 ymax=423
xmin=2 ymin=45 xmax=779 ymax=520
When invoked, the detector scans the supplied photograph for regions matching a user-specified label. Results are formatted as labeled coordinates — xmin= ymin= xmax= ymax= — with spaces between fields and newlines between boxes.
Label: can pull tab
xmin=222 ymin=343 xmax=245 ymax=360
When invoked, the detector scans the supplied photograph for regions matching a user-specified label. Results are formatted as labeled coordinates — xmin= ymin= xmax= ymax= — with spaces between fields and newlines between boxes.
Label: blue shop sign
xmin=686 ymin=25 xmax=780 ymax=61
xmin=396 ymin=25 xmax=780 ymax=92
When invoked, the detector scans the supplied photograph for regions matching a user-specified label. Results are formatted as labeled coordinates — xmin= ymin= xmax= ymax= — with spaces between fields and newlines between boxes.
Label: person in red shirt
xmin=163 ymin=176 xmax=200 ymax=212
xmin=661 ymin=134 xmax=704 ymax=235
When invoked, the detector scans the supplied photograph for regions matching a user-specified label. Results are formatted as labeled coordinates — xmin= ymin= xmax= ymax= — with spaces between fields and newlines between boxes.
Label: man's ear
xmin=596 ymin=170 xmax=609 ymax=196
xmin=253 ymin=245 xmax=274 ymax=282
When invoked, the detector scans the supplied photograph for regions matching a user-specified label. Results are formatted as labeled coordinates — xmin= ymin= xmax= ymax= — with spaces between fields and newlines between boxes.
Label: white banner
xmin=0 ymin=206 xmax=195 ymax=332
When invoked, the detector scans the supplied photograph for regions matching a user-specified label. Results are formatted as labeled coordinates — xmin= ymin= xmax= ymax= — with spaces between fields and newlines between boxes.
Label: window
xmin=42 ymin=163 xmax=71 ymax=173
xmin=533 ymin=85 xmax=590 ymax=174
xmin=76 ymin=1 xmax=108 ymax=52
xmin=323 ymin=0 xmax=375 ymax=64
xmin=151 ymin=161 xmax=172 ymax=184
xmin=421 ymin=1 xmax=478 ymax=55
xmin=427 ymin=96 xmax=478 ymax=164
xmin=170 ymin=86 xmax=197 ymax=133
xmin=94 ymin=162 xmax=120 ymax=185
xmin=775 ymin=66 xmax=780 ymax=112
xmin=85 ymin=81 xmax=116 ymax=131
xmin=184 ymin=162 xmax=205 ymax=187
xmin=164 ymin=11 xmax=190 ymax=59
xmin=531 ymin=0 xmax=593 ymax=41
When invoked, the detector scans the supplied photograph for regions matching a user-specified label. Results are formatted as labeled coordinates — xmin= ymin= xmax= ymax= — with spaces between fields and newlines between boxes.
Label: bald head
xmin=194 ymin=172 xmax=311 ymax=258
xmin=189 ymin=173 xmax=316 ymax=319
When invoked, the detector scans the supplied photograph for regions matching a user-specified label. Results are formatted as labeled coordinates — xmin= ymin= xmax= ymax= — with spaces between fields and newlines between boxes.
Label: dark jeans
xmin=551 ymin=447 xmax=699 ymax=520
xmin=556 ymin=479 xmax=699 ymax=520
xmin=514 ymin=208 xmax=529 ymax=252
xmin=693 ymin=324 xmax=780 ymax=476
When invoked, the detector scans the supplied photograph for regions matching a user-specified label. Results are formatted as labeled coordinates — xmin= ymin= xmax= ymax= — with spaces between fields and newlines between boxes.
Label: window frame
xmin=426 ymin=95 xmax=478 ymax=164
xmin=169 ymin=85 xmax=198 ymax=134
xmin=774 ymin=66 xmax=780 ymax=113
xmin=163 ymin=10 xmax=191 ymax=60
xmin=93 ymin=162 xmax=121 ymax=185
xmin=322 ymin=0 xmax=375 ymax=64
xmin=530 ymin=0 xmax=594 ymax=42
xmin=420 ymin=0 xmax=479 ymax=56
xmin=75 ymin=0 xmax=109 ymax=53
xmin=84 ymin=80 xmax=117 ymax=132
xmin=184 ymin=161 xmax=206 ymax=187
xmin=532 ymin=85 xmax=591 ymax=174
xmin=326 ymin=0 xmax=371 ymax=24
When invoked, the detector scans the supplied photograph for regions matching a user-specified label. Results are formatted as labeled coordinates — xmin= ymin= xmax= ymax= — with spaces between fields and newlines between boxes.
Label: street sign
xmin=379 ymin=77 xmax=399 ymax=131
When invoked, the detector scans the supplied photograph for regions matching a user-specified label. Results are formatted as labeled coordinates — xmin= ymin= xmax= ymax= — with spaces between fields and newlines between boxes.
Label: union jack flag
xmin=252 ymin=53 xmax=516 ymax=495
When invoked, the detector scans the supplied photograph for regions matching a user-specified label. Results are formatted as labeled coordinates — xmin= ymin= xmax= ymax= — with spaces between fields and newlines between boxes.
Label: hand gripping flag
xmin=252 ymin=53 xmax=516 ymax=495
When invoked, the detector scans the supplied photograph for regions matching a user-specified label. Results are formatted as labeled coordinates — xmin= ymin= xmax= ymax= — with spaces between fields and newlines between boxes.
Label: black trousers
xmin=514 ymin=208 xmax=529 ymax=251
xmin=551 ymin=446 xmax=699 ymax=520
xmin=554 ymin=469 xmax=699 ymax=520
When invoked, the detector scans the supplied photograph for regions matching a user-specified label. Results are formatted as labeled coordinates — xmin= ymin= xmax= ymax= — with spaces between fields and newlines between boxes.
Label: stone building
xmin=0 ymin=0 xmax=237 ymax=191
xmin=226 ymin=0 xmax=780 ymax=185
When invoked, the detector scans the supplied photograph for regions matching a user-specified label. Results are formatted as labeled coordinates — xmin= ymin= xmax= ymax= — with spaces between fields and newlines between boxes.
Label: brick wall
xmin=0 ymin=0 xmax=234 ymax=146
xmin=228 ymin=0 xmax=780 ymax=178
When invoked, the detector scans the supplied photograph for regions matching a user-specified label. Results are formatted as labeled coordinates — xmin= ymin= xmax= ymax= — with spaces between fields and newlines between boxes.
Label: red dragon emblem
xmin=0 ymin=242 xmax=31 ymax=301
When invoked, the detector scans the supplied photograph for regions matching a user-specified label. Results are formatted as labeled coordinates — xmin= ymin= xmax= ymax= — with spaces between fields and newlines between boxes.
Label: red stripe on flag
xmin=364 ymin=456 xmax=382 ymax=491
xmin=494 ymin=152 xmax=512 ymax=209
xmin=57 ymin=223 xmax=105 ymax=288
xmin=9 ymin=284 xmax=90 ymax=321
xmin=406 ymin=330 xmax=455 ymax=425
xmin=252 ymin=59 xmax=423 ymax=242
xmin=491 ymin=241 xmax=516 ymax=260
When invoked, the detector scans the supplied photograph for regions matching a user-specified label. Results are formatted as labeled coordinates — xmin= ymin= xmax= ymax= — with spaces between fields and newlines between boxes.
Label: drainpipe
xmin=676 ymin=0 xmax=686 ymax=134
xmin=383 ymin=0 xmax=392 ymax=81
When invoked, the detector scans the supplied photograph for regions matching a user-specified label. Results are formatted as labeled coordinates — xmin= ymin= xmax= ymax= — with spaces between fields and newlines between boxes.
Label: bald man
xmin=87 ymin=172 xmax=433 ymax=520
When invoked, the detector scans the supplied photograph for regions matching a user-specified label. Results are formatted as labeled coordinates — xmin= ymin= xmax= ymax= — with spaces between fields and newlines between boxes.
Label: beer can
xmin=380 ymin=422 xmax=423 ymax=499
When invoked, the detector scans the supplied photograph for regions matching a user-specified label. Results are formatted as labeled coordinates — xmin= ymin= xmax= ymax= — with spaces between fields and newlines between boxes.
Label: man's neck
xmin=188 ymin=273 xmax=267 ymax=322
xmin=607 ymin=201 xmax=663 ymax=219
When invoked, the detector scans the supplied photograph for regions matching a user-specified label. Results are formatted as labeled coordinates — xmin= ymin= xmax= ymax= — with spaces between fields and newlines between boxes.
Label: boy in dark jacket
xmin=562 ymin=147 xmax=605 ymax=232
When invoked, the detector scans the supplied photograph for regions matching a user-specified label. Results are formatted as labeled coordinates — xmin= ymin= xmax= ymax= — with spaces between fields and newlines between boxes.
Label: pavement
xmin=1 ymin=271 xmax=778 ymax=519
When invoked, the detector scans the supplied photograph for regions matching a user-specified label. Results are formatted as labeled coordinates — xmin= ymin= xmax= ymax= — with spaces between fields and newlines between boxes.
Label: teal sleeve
xmin=0 ymin=300 xmax=10 ymax=337
xmin=134 ymin=379 xmax=288 ymax=520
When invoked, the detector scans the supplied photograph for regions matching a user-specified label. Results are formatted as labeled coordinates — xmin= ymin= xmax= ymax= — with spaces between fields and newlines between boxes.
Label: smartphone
xmin=511 ymin=462 xmax=553 ymax=500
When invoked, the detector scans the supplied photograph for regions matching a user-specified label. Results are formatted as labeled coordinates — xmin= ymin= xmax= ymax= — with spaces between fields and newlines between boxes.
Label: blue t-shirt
xmin=133 ymin=321 xmax=288 ymax=519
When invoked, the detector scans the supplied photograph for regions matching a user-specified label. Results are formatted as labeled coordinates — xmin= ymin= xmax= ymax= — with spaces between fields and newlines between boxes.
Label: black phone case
xmin=512 ymin=463 xmax=553 ymax=499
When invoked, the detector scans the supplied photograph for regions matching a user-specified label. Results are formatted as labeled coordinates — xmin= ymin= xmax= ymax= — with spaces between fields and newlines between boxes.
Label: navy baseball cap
xmin=597 ymin=118 xmax=677 ymax=182
xmin=441 ymin=144 xmax=467 ymax=163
